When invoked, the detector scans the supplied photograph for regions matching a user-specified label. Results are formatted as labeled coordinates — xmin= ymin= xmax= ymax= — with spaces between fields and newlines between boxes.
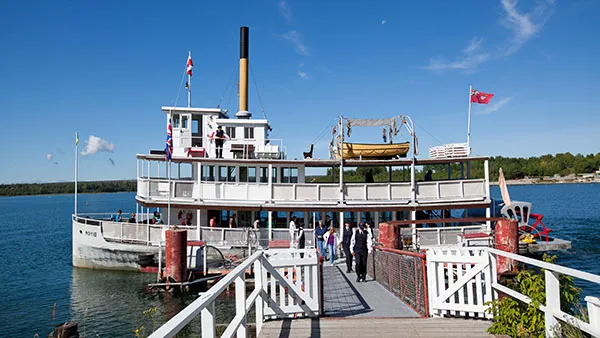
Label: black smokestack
xmin=240 ymin=26 xmax=249 ymax=59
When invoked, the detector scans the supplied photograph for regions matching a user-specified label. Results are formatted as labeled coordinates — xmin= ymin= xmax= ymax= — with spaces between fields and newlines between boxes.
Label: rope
xmin=413 ymin=120 xmax=444 ymax=145
xmin=249 ymin=64 xmax=267 ymax=119
xmin=225 ymin=68 xmax=239 ymax=112
xmin=218 ymin=63 xmax=238 ymax=108
xmin=310 ymin=120 xmax=336 ymax=146
xmin=172 ymin=66 xmax=187 ymax=107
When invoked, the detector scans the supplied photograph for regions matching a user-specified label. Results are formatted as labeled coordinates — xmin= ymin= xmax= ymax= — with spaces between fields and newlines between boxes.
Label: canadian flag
xmin=186 ymin=55 xmax=193 ymax=76
xmin=470 ymin=89 xmax=494 ymax=104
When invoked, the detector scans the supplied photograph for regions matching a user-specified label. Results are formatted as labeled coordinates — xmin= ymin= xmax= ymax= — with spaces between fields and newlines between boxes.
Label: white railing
xmin=410 ymin=224 xmax=489 ymax=248
xmin=426 ymin=247 xmax=600 ymax=337
xmin=149 ymin=248 xmax=320 ymax=338
xmin=139 ymin=178 xmax=487 ymax=206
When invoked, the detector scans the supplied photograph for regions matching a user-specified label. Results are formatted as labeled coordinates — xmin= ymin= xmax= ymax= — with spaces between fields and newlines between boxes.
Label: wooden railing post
xmin=236 ymin=274 xmax=247 ymax=337
xmin=254 ymin=259 xmax=264 ymax=336
xmin=545 ymin=270 xmax=560 ymax=337
xmin=201 ymin=301 xmax=216 ymax=338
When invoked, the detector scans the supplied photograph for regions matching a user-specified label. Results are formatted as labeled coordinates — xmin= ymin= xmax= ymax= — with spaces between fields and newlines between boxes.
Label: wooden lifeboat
xmin=336 ymin=141 xmax=410 ymax=160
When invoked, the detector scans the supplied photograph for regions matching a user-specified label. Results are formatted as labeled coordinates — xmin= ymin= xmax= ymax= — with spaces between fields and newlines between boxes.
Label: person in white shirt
xmin=289 ymin=216 xmax=297 ymax=248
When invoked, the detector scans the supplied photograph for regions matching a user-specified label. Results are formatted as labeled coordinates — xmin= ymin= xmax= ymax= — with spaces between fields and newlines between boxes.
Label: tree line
xmin=312 ymin=152 xmax=600 ymax=183
xmin=0 ymin=180 xmax=136 ymax=196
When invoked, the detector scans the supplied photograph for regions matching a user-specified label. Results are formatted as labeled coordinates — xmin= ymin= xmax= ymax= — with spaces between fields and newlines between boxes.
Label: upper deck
xmin=135 ymin=155 xmax=491 ymax=211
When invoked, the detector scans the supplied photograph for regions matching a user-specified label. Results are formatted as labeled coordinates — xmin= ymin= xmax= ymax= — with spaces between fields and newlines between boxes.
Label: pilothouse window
xmin=172 ymin=114 xmax=180 ymax=128
xmin=244 ymin=127 xmax=254 ymax=139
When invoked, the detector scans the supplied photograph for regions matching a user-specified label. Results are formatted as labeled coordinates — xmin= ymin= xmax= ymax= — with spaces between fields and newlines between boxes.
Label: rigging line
xmin=249 ymin=64 xmax=267 ymax=119
xmin=310 ymin=120 xmax=336 ymax=145
xmin=172 ymin=66 xmax=188 ymax=107
xmin=412 ymin=120 xmax=444 ymax=145
xmin=218 ymin=62 xmax=239 ymax=108
xmin=226 ymin=67 xmax=238 ymax=113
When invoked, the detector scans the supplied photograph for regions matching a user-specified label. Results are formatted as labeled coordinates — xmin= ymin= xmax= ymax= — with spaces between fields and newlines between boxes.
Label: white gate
xmin=426 ymin=247 xmax=496 ymax=319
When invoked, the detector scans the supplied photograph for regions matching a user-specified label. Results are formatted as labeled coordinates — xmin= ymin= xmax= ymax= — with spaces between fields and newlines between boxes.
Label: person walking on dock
xmin=324 ymin=226 xmax=340 ymax=266
xmin=351 ymin=222 xmax=373 ymax=282
xmin=342 ymin=222 xmax=354 ymax=273
xmin=289 ymin=216 xmax=297 ymax=249
xmin=314 ymin=220 xmax=328 ymax=260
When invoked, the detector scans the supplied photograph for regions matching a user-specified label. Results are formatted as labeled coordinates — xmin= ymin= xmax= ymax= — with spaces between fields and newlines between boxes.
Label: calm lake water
xmin=1 ymin=185 xmax=599 ymax=336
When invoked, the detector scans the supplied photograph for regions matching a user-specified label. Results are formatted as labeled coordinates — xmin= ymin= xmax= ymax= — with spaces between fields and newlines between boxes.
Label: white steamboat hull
xmin=72 ymin=219 xmax=161 ymax=271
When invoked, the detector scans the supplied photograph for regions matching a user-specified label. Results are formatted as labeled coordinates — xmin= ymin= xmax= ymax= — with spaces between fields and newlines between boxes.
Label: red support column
xmin=495 ymin=219 xmax=519 ymax=275
xmin=166 ymin=229 xmax=187 ymax=282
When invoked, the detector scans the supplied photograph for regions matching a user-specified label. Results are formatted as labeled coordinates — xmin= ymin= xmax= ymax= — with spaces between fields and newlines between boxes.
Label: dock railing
xmin=149 ymin=248 xmax=320 ymax=338
xmin=426 ymin=247 xmax=600 ymax=337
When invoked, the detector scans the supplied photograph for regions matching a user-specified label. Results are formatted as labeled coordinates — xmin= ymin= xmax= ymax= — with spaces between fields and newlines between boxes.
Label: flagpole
xmin=467 ymin=84 xmax=472 ymax=155
xmin=187 ymin=51 xmax=191 ymax=108
xmin=74 ymin=132 xmax=79 ymax=216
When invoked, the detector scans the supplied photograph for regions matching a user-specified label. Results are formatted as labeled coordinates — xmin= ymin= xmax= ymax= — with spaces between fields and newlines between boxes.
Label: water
xmin=1 ymin=185 xmax=600 ymax=336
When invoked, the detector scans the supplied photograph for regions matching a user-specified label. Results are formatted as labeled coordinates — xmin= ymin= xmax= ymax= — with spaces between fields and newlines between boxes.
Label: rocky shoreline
xmin=492 ymin=175 xmax=600 ymax=186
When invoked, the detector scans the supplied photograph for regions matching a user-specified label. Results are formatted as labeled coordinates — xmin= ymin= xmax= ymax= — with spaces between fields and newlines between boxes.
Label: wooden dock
xmin=259 ymin=264 xmax=496 ymax=337
xmin=259 ymin=317 xmax=496 ymax=338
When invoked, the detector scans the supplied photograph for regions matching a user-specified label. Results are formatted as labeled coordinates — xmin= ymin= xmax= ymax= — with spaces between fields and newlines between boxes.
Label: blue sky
xmin=1 ymin=0 xmax=599 ymax=183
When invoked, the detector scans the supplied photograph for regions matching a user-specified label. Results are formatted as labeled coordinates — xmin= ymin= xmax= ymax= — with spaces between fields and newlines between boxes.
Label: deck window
xmin=239 ymin=166 xmax=257 ymax=183
xmin=280 ymin=167 xmax=299 ymax=183
xmin=202 ymin=165 xmax=215 ymax=181
xmin=219 ymin=166 xmax=227 ymax=182
xmin=227 ymin=166 xmax=236 ymax=182
xmin=260 ymin=167 xmax=269 ymax=183
xmin=244 ymin=127 xmax=254 ymax=139
xmin=248 ymin=167 xmax=257 ymax=182
xmin=226 ymin=127 xmax=236 ymax=139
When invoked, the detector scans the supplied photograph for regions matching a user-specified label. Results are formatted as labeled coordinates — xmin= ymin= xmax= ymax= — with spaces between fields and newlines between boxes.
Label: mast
xmin=74 ymin=132 xmax=79 ymax=215
xmin=467 ymin=84 xmax=472 ymax=155
xmin=187 ymin=51 xmax=192 ymax=108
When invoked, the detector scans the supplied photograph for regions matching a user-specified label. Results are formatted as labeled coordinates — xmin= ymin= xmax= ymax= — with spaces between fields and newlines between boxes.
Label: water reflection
xmin=69 ymin=267 xmax=248 ymax=336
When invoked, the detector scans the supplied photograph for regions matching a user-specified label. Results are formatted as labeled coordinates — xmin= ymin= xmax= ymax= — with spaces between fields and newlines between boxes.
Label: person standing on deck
xmin=229 ymin=214 xmax=237 ymax=228
xmin=115 ymin=209 xmax=123 ymax=222
xmin=342 ymin=222 xmax=354 ymax=273
xmin=209 ymin=216 xmax=216 ymax=228
xmin=211 ymin=126 xmax=229 ymax=159
xmin=289 ymin=216 xmax=297 ymax=248
xmin=351 ymin=222 xmax=373 ymax=282
xmin=296 ymin=223 xmax=305 ymax=258
xmin=314 ymin=220 xmax=328 ymax=260
xmin=324 ymin=215 xmax=333 ymax=230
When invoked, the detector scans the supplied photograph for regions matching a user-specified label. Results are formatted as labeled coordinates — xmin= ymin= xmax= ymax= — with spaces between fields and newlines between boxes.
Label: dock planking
xmin=322 ymin=264 xmax=419 ymax=318
xmin=259 ymin=317 xmax=497 ymax=338
xmin=258 ymin=263 xmax=497 ymax=337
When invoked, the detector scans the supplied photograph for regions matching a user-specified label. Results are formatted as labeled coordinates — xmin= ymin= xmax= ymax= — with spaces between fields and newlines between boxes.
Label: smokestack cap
xmin=235 ymin=110 xmax=251 ymax=119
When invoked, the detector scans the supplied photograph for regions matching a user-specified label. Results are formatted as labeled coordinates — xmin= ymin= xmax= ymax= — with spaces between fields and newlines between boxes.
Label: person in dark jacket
xmin=314 ymin=221 xmax=328 ymax=260
xmin=296 ymin=223 xmax=305 ymax=258
xmin=350 ymin=222 xmax=373 ymax=282
xmin=342 ymin=222 xmax=354 ymax=273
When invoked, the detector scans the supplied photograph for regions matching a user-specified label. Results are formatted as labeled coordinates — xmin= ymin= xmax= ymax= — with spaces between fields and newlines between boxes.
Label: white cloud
xmin=474 ymin=97 xmax=513 ymax=115
xmin=46 ymin=153 xmax=58 ymax=165
xmin=501 ymin=0 xmax=553 ymax=55
xmin=424 ymin=38 xmax=490 ymax=71
xmin=80 ymin=135 xmax=115 ymax=156
xmin=279 ymin=31 xmax=310 ymax=56
xmin=381 ymin=20 xmax=387 ymax=25
xmin=462 ymin=37 xmax=483 ymax=54
xmin=278 ymin=1 xmax=292 ymax=23
xmin=424 ymin=0 xmax=554 ymax=72
xmin=297 ymin=70 xmax=309 ymax=79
